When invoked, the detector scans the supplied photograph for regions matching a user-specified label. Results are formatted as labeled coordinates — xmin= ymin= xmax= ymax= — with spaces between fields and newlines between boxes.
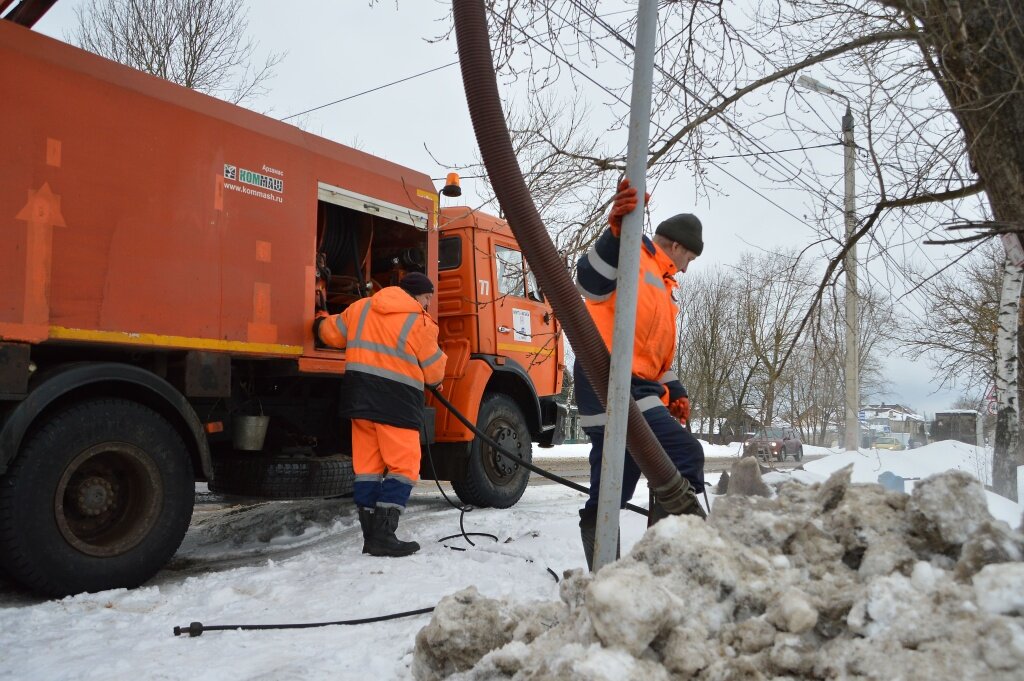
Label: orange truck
xmin=0 ymin=16 xmax=565 ymax=596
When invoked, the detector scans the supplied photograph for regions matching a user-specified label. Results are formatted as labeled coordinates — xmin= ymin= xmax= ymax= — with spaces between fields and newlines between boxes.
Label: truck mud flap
xmin=537 ymin=398 xmax=567 ymax=448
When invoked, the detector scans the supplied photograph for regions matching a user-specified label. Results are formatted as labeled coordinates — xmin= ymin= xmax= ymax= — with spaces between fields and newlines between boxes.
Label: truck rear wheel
xmin=0 ymin=399 xmax=194 ymax=597
xmin=452 ymin=394 xmax=531 ymax=509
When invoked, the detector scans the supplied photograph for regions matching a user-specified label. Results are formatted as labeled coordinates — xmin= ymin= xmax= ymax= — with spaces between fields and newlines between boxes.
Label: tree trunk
xmin=898 ymin=1 xmax=1024 ymax=498
xmin=992 ymin=257 xmax=1023 ymax=499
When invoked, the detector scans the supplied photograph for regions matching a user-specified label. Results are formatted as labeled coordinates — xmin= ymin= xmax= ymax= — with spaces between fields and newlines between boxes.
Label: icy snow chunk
xmin=766 ymin=587 xmax=818 ymax=633
xmin=726 ymin=456 xmax=770 ymax=497
xmin=412 ymin=586 xmax=562 ymax=681
xmin=973 ymin=563 xmax=1024 ymax=615
xmin=979 ymin=618 xmax=1024 ymax=670
xmin=413 ymin=591 xmax=501 ymax=680
xmin=956 ymin=519 xmax=1024 ymax=580
xmin=586 ymin=562 xmax=677 ymax=655
xmin=906 ymin=470 xmax=991 ymax=552
xmin=414 ymin=470 xmax=1024 ymax=680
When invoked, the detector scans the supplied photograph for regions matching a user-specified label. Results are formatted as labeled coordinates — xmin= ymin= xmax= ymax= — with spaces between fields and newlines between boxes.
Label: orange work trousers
xmin=351 ymin=419 xmax=420 ymax=509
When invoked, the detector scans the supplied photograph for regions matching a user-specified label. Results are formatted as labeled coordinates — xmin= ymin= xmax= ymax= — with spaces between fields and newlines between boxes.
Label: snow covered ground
xmin=0 ymin=440 xmax=1020 ymax=680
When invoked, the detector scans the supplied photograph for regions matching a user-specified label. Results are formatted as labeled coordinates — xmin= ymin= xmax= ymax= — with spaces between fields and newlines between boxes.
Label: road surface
xmin=523 ymin=452 xmax=826 ymax=488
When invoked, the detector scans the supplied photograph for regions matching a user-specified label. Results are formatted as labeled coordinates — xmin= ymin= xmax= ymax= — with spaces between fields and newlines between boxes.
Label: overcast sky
xmin=31 ymin=0 xmax=980 ymax=418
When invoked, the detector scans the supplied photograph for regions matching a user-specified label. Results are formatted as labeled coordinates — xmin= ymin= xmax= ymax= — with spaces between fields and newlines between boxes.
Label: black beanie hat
xmin=399 ymin=272 xmax=434 ymax=296
xmin=655 ymin=213 xmax=704 ymax=256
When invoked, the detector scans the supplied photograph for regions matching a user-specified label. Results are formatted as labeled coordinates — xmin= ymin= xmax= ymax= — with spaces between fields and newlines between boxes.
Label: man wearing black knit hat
xmin=574 ymin=178 xmax=706 ymax=570
xmin=315 ymin=272 xmax=446 ymax=557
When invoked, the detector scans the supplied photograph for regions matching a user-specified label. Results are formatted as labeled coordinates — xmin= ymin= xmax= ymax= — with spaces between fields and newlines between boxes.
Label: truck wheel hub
xmin=491 ymin=427 xmax=519 ymax=476
xmin=55 ymin=443 xmax=163 ymax=557
xmin=75 ymin=476 xmax=116 ymax=516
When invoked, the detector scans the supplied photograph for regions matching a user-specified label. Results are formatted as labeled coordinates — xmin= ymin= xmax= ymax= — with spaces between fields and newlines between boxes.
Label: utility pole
xmin=842 ymin=105 xmax=859 ymax=451
xmin=797 ymin=74 xmax=859 ymax=451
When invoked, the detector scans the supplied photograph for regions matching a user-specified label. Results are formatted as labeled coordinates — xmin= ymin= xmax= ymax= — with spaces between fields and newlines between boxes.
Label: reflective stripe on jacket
xmin=576 ymin=228 xmax=680 ymax=388
xmin=318 ymin=286 xmax=447 ymax=429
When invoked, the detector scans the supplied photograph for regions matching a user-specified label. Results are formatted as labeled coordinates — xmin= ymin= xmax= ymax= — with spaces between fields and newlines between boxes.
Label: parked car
xmin=743 ymin=427 xmax=804 ymax=462
xmin=873 ymin=436 xmax=905 ymax=451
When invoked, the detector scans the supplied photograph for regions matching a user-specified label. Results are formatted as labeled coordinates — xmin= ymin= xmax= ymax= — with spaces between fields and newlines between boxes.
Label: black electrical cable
xmin=426 ymin=385 xmax=649 ymax=517
xmin=172 ymin=607 xmax=436 ymax=637
xmin=419 ymin=417 xmax=559 ymax=584
xmin=172 ymin=393 xmax=574 ymax=638
xmin=420 ymin=423 xmax=499 ymax=548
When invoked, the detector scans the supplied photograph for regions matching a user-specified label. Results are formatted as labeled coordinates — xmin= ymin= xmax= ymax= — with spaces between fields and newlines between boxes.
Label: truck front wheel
xmin=451 ymin=394 xmax=532 ymax=509
xmin=0 ymin=399 xmax=194 ymax=597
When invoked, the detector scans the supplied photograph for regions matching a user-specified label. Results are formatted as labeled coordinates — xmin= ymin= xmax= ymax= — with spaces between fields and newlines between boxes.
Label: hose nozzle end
xmin=651 ymin=474 xmax=706 ymax=518
xmin=173 ymin=622 xmax=205 ymax=637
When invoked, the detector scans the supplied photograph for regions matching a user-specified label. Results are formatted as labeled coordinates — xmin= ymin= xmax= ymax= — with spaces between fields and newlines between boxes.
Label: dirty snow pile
xmin=411 ymin=467 xmax=1024 ymax=680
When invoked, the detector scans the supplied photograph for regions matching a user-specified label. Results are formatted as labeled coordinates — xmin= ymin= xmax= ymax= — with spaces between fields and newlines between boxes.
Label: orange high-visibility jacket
xmin=318 ymin=286 xmax=447 ymax=430
xmin=576 ymin=230 xmax=687 ymax=407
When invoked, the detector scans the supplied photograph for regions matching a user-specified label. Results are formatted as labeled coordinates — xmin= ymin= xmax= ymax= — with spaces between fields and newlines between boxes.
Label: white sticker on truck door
xmin=512 ymin=308 xmax=532 ymax=342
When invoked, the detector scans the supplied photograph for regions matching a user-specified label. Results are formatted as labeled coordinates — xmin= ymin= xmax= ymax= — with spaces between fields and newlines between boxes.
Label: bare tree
xmin=734 ymin=251 xmax=818 ymax=426
xmin=675 ymin=267 xmax=754 ymax=443
xmin=461 ymin=0 xmax=1024 ymax=495
xmin=902 ymin=240 xmax=1003 ymax=392
xmin=70 ymin=0 xmax=282 ymax=104
xmin=674 ymin=250 xmax=892 ymax=445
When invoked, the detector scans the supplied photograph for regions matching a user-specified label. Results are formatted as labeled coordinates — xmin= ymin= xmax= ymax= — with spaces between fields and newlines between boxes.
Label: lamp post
xmin=797 ymin=75 xmax=859 ymax=451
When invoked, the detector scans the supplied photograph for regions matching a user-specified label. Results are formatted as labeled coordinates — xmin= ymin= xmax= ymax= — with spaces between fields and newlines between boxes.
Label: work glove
xmin=607 ymin=178 xmax=650 ymax=237
xmin=312 ymin=309 xmax=330 ymax=342
xmin=669 ymin=396 xmax=690 ymax=423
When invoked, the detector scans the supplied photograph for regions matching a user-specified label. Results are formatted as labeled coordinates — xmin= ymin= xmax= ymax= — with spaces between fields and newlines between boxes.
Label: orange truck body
xmin=0 ymin=19 xmax=564 ymax=596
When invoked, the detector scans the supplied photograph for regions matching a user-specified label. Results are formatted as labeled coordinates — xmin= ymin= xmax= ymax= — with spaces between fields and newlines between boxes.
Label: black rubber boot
xmin=364 ymin=506 xmax=420 ymax=557
xmin=357 ymin=507 xmax=374 ymax=554
xmin=578 ymin=507 xmax=619 ymax=571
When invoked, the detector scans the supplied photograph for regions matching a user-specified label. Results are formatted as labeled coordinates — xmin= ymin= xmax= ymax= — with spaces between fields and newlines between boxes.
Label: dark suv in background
xmin=743 ymin=427 xmax=804 ymax=462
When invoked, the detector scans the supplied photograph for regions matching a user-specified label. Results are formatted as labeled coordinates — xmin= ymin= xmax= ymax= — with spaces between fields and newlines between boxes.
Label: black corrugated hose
xmin=452 ymin=1 xmax=697 ymax=513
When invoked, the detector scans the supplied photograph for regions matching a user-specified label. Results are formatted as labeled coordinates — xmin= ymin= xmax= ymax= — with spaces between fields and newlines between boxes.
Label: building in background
xmin=861 ymin=404 xmax=928 ymax=448
xmin=930 ymin=410 xmax=983 ymax=446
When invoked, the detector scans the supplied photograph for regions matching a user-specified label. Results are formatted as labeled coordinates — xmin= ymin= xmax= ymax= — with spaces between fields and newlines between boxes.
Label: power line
xmin=560 ymin=1 xmax=962 ymax=326
xmin=565 ymin=0 xmax=852 ymax=213
xmin=433 ymin=141 xmax=841 ymax=182
xmin=486 ymin=5 xmax=673 ymax=140
xmin=490 ymin=3 xmax=856 ymax=244
xmin=280 ymin=61 xmax=459 ymax=121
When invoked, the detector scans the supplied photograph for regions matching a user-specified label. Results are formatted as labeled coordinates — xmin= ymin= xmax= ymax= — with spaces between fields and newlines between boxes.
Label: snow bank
xmin=411 ymin=467 xmax=1024 ymax=680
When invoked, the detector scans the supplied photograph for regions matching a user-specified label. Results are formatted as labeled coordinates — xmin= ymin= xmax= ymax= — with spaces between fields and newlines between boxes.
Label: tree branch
xmin=648 ymin=29 xmax=918 ymax=166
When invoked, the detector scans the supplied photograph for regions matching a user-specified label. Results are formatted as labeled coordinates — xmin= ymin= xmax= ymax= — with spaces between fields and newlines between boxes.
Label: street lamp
xmin=797 ymin=74 xmax=859 ymax=452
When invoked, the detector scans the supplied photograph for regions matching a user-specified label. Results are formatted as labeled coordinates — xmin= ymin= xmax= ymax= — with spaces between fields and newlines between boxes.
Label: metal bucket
xmin=233 ymin=415 xmax=270 ymax=451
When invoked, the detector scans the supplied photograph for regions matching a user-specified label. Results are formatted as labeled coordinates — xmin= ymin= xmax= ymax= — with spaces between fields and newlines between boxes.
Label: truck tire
xmin=452 ymin=394 xmax=531 ymax=509
xmin=209 ymin=455 xmax=354 ymax=499
xmin=0 ymin=399 xmax=194 ymax=597
xmin=795 ymin=446 xmax=804 ymax=462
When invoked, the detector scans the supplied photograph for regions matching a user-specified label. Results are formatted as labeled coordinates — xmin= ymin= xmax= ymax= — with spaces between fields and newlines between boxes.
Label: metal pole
xmin=593 ymin=0 xmax=658 ymax=572
xmin=842 ymin=105 xmax=859 ymax=451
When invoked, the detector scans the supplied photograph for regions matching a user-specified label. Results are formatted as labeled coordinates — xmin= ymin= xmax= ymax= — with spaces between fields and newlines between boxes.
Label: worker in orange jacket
xmin=315 ymin=272 xmax=446 ymax=557
xmin=575 ymin=179 xmax=706 ymax=569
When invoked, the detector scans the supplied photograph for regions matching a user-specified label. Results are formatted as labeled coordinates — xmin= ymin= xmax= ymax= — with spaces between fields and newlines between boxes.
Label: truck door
xmin=490 ymin=240 xmax=559 ymax=394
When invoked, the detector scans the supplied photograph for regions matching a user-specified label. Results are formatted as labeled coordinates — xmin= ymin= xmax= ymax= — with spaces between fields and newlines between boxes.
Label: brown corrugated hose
xmin=452 ymin=1 xmax=694 ymax=513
